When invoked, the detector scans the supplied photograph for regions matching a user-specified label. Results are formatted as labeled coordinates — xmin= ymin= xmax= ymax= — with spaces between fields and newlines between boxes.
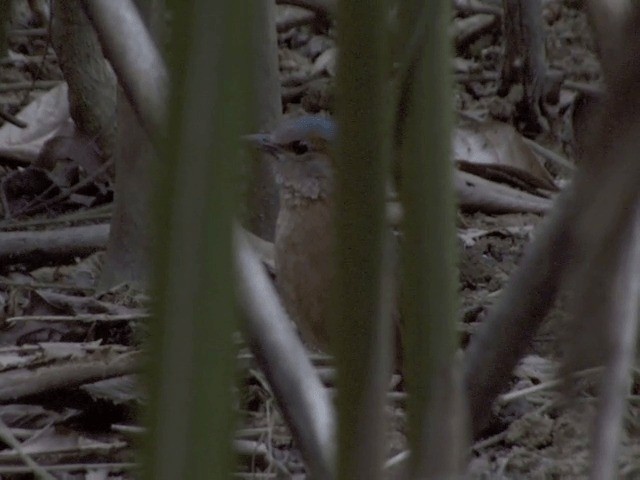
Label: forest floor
xmin=0 ymin=1 xmax=636 ymax=479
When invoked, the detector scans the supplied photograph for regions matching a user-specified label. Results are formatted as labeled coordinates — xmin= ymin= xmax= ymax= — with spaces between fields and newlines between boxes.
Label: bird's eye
xmin=290 ymin=141 xmax=309 ymax=155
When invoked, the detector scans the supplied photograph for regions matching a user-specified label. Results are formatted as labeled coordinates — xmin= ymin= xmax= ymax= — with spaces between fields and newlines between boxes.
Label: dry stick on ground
xmin=8 ymin=313 xmax=149 ymax=323
xmin=455 ymin=170 xmax=551 ymax=214
xmin=277 ymin=9 xmax=316 ymax=32
xmin=464 ymin=2 xmax=640 ymax=442
xmin=0 ymin=418 xmax=56 ymax=480
xmin=7 ymin=158 xmax=114 ymax=219
xmin=275 ymin=0 xmax=336 ymax=16
xmin=453 ymin=0 xmax=502 ymax=16
xmin=35 ymin=290 xmax=138 ymax=314
xmin=0 ymin=80 xmax=60 ymax=93
xmin=0 ymin=350 xmax=139 ymax=402
xmin=0 ymin=223 xmax=109 ymax=265
xmin=0 ymin=108 xmax=27 ymax=128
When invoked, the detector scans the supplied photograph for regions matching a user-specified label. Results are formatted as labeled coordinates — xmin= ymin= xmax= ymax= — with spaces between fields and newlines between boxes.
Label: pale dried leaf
xmin=454 ymin=119 xmax=557 ymax=191
xmin=312 ymin=47 xmax=336 ymax=77
xmin=0 ymin=84 xmax=72 ymax=163
xmin=17 ymin=424 xmax=122 ymax=455
xmin=0 ymin=404 xmax=77 ymax=429
xmin=39 ymin=341 xmax=101 ymax=359
xmin=82 ymin=375 xmax=142 ymax=404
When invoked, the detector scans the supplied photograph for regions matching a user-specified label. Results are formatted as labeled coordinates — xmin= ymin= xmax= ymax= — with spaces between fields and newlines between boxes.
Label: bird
xmin=246 ymin=115 xmax=407 ymax=374
xmin=246 ymin=115 xmax=338 ymax=352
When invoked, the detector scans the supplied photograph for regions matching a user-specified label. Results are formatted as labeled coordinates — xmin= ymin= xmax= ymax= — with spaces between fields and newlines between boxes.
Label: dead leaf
xmin=454 ymin=118 xmax=557 ymax=192
xmin=312 ymin=46 xmax=336 ymax=77
xmin=0 ymin=83 xmax=72 ymax=164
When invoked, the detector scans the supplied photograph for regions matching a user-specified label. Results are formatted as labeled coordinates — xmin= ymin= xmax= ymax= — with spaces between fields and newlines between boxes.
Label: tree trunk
xmin=245 ymin=0 xmax=282 ymax=241
xmin=96 ymin=0 xmax=159 ymax=289
xmin=98 ymin=94 xmax=153 ymax=289
xmin=500 ymin=0 xmax=546 ymax=134
xmin=51 ymin=0 xmax=116 ymax=160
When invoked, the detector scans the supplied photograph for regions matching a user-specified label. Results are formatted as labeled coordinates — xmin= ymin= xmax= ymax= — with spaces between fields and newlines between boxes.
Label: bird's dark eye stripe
xmin=289 ymin=140 xmax=309 ymax=154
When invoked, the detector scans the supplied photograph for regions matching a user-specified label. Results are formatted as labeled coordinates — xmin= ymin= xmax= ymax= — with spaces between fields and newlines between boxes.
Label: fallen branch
xmin=0 ymin=223 xmax=109 ymax=265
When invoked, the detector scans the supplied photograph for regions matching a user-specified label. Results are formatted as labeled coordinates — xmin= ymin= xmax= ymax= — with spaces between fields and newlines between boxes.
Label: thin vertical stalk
xmin=334 ymin=1 xmax=390 ymax=480
xmin=397 ymin=1 xmax=463 ymax=477
xmin=146 ymin=1 xmax=251 ymax=479
xmin=0 ymin=0 xmax=8 ymax=58
xmin=246 ymin=0 xmax=281 ymax=240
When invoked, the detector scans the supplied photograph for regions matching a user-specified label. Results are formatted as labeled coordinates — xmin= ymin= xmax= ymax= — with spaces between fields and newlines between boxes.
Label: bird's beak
xmin=241 ymin=133 xmax=283 ymax=157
